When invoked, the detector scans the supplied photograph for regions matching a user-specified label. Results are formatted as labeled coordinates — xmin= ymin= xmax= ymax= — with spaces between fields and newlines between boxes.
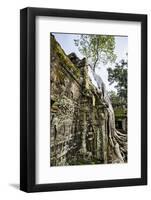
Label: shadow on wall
xmin=9 ymin=183 xmax=19 ymax=190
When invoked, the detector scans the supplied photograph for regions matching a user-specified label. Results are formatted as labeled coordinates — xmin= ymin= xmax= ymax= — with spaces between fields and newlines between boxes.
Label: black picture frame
xmin=20 ymin=7 xmax=147 ymax=192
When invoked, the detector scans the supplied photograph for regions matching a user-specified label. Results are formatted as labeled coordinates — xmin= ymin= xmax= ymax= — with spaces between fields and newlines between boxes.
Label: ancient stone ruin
xmin=50 ymin=34 xmax=127 ymax=166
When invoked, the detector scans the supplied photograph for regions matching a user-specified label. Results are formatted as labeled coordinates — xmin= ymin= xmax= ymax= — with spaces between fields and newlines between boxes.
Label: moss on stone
xmin=51 ymin=35 xmax=80 ymax=78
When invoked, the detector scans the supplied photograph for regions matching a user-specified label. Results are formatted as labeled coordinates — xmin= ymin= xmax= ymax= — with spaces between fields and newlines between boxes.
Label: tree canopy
xmin=74 ymin=34 xmax=116 ymax=71
xmin=107 ymin=58 xmax=127 ymax=104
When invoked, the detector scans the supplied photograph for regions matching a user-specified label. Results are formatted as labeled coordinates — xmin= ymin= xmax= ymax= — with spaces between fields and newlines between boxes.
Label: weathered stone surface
xmin=50 ymin=34 xmax=127 ymax=166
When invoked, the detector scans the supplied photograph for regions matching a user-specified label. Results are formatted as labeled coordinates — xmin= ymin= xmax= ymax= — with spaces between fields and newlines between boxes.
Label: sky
xmin=52 ymin=32 xmax=128 ymax=92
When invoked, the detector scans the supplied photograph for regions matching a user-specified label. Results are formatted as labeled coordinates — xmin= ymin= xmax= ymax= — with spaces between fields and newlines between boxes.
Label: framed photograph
xmin=20 ymin=7 xmax=147 ymax=192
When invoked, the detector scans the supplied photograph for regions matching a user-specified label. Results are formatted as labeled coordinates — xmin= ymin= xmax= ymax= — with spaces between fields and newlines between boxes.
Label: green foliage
xmin=108 ymin=91 xmax=120 ymax=105
xmin=107 ymin=59 xmax=127 ymax=103
xmin=108 ymin=91 xmax=127 ymax=119
xmin=74 ymin=34 xmax=116 ymax=71
xmin=114 ymin=107 xmax=127 ymax=119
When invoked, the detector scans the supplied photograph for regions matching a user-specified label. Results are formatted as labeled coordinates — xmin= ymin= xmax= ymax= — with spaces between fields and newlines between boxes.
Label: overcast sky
xmin=52 ymin=32 xmax=128 ymax=92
